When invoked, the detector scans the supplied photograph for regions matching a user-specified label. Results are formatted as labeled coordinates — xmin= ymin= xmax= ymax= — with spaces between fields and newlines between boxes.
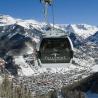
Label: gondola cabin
xmin=36 ymin=28 xmax=73 ymax=65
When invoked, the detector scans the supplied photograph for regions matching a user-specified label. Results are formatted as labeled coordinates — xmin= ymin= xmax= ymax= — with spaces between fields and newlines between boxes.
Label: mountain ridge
xmin=0 ymin=14 xmax=98 ymax=39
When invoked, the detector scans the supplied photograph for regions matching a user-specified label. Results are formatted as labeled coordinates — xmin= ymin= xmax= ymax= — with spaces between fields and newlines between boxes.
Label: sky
xmin=0 ymin=0 xmax=98 ymax=25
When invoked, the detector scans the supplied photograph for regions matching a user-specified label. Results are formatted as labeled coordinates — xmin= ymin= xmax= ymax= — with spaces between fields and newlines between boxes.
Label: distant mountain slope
xmin=87 ymin=31 xmax=98 ymax=45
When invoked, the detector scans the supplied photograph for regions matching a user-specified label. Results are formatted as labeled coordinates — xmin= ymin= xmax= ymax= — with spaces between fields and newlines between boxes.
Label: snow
xmin=19 ymin=66 xmax=35 ymax=76
xmin=16 ymin=21 xmax=30 ymax=29
xmin=0 ymin=15 xmax=98 ymax=43
xmin=14 ymin=55 xmax=82 ymax=76
xmin=42 ymin=28 xmax=67 ymax=38
xmin=0 ymin=14 xmax=98 ymax=80
xmin=14 ymin=56 xmax=35 ymax=76
xmin=0 ymin=15 xmax=43 ymax=29
xmin=14 ymin=55 xmax=77 ymax=76
xmin=1 ymin=14 xmax=98 ymax=97
xmin=25 ymin=42 xmax=34 ymax=54
xmin=13 ymin=54 xmax=92 ymax=77
xmin=0 ymin=15 xmax=16 ymax=25
xmin=92 ymin=65 xmax=98 ymax=72
xmin=57 ymin=24 xmax=98 ymax=39
xmin=35 ymin=63 xmax=77 ymax=74
xmin=33 ymin=37 xmax=40 ymax=43
xmin=71 ymin=24 xmax=98 ymax=38
xmin=1 ymin=15 xmax=98 ymax=40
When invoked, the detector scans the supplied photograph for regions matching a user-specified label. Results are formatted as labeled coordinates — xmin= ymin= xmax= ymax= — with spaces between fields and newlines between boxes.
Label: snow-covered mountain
xmin=1 ymin=15 xmax=98 ymax=37
xmin=87 ymin=31 xmax=98 ymax=45
xmin=0 ymin=14 xmax=98 ymax=95
xmin=0 ymin=15 xmax=98 ymax=74
xmin=0 ymin=14 xmax=98 ymax=77
xmin=56 ymin=24 xmax=98 ymax=38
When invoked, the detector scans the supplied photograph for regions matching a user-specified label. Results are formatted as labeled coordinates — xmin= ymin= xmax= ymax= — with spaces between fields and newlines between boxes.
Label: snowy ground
xmin=14 ymin=55 xmax=93 ymax=77
xmin=12 ymin=55 xmax=93 ymax=95
xmin=92 ymin=65 xmax=98 ymax=72
xmin=13 ymin=51 xmax=96 ymax=95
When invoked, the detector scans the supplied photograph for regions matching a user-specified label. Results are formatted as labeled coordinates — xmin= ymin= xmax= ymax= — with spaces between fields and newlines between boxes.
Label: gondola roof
xmin=36 ymin=27 xmax=70 ymax=51
xmin=42 ymin=27 xmax=68 ymax=38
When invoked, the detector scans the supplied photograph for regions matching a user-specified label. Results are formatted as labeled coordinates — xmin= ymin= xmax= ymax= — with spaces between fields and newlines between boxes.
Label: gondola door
xmin=38 ymin=37 xmax=73 ymax=63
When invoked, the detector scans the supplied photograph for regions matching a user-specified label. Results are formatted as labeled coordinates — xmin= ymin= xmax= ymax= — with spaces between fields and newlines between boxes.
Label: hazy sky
xmin=0 ymin=0 xmax=98 ymax=25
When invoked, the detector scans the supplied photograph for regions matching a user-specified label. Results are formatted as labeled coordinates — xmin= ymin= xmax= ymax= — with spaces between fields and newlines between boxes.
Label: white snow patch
xmin=92 ymin=65 xmax=98 ymax=72
xmin=0 ymin=15 xmax=16 ymax=25
xmin=14 ymin=55 xmax=82 ymax=76
xmin=25 ymin=42 xmax=34 ymax=54
xmin=71 ymin=24 xmax=98 ymax=38
xmin=14 ymin=56 xmax=34 ymax=76
xmin=56 ymin=24 xmax=98 ymax=39
xmin=19 ymin=66 xmax=35 ymax=76
xmin=26 ymin=62 xmax=78 ymax=76
xmin=33 ymin=37 xmax=40 ymax=43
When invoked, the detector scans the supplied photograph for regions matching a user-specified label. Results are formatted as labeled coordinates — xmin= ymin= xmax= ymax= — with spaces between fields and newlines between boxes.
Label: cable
xmin=40 ymin=0 xmax=55 ymax=28
xmin=52 ymin=0 xmax=55 ymax=29
xmin=44 ymin=2 xmax=49 ymax=25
